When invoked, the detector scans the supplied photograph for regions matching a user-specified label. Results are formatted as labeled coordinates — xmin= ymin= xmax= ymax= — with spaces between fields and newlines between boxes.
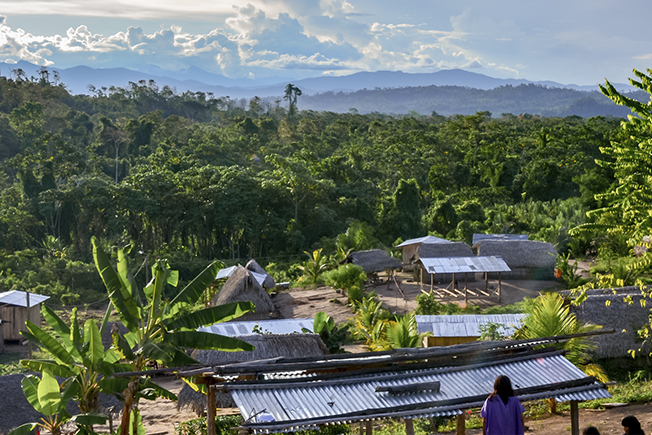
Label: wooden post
xmin=456 ymin=413 xmax=466 ymax=435
xmin=405 ymin=419 xmax=414 ymax=435
xmin=430 ymin=272 xmax=433 ymax=291
xmin=464 ymin=273 xmax=468 ymax=304
xmin=207 ymin=384 xmax=216 ymax=435
xmin=428 ymin=418 xmax=438 ymax=433
xmin=359 ymin=422 xmax=363 ymax=435
xmin=484 ymin=272 xmax=488 ymax=292
xmin=452 ymin=273 xmax=456 ymax=290
xmin=25 ymin=291 xmax=32 ymax=359
xmin=365 ymin=420 xmax=372 ymax=435
xmin=498 ymin=272 xmax=502 ymax=303
xmin=420 ymin=267 xmax=423 ymax=292
xmin=570 ymin=400 xmax=579 ymax=435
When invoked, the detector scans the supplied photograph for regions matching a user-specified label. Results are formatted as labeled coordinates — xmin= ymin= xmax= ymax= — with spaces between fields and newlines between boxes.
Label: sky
xmin=0 ymin=0 xmax=651 ymax=85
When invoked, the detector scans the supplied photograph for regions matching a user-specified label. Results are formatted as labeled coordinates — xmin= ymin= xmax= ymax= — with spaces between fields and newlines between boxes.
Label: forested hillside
xmin=0 ymin=74 xmax=626 ymax=305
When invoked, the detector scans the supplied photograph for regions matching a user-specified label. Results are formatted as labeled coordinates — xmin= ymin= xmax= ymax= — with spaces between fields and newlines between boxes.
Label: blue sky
xmin=0 ymin=0 xmax=651 ymax=85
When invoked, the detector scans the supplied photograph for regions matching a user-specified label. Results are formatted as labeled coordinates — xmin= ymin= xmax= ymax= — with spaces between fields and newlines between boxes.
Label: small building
xmin=395 ymin=236 xmax=451 ymax=270
xmin=473 ymin=239 xmax=557 ymax=280
xmin=0 ymin=290 xmax=50 ymax=341
xmin=212 ymin=265 xmax=276 ymax=321
xmin=416 ymin=314 xmax=526 ymax=347
xmin=244 ymin=259 xmax=276 ymax=289
xmin=413 ymin=242 xmax=475 ymax=283
xmin=562 ymin=286 xmax=652 ymax=358
xmin=343 ymin=249 xmax=401 ymax=277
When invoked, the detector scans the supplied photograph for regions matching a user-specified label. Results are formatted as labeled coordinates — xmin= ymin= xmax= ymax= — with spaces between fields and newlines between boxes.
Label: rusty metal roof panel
xmin=232 ymin=354 xmax=610 ymax=433
xmin=415 ymin=314 xmax=526 ymax=337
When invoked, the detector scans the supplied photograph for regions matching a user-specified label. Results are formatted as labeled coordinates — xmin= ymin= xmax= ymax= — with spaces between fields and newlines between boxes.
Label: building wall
xmin=0 ymin=305 xmax=41 ymax=341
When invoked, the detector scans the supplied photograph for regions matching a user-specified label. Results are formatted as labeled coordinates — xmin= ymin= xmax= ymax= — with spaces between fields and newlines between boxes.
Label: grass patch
xmin=0 ymin=352 xmax=29 ymax=375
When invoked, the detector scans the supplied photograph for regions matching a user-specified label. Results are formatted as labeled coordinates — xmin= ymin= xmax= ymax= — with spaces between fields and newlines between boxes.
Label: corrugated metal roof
xmin=232 ymin=353 xmax=610 ymax=433
xmin=472 ymin=234 xmax=529 ymax=244
xmin=216 ymin=266 xmax=267 ymax=287
xmin=419 ymin=256 xmax=511 ymax=274
xmin=0 ymin=290 xmax=50 ymax=308
xmin=415 ymin=314 xmax=526 ymax=337
xmin=198 ymin=319 xmax=315 ymax=336
xmin=396 ymin=236 xmax=451 ymax=248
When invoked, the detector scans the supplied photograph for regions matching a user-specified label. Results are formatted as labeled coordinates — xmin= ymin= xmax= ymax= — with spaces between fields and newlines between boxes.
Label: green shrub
xmin=323 ymin=264 xmax=366 ymax=291
xmin=174 ymin=415 xmax=242 ymax=435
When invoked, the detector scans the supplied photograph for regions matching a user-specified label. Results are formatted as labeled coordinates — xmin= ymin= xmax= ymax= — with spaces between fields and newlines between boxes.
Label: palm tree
xmin=283 ymin=83 xmax=302 ymax=117
xmin=352 ymin=293 xmax=390 ymax=350
xmin=298 ymin=248 xmax=329 ymax=284
xmin=385 ymin=313 xmax=428 ymax=349
xmin=515 ymin=292 xmax=607 ymax=412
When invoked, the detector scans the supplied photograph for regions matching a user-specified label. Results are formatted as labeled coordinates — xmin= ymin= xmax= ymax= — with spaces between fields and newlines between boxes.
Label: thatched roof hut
xmin=245 ymin=259 xmax=276 ymax=289
xmin=212 ymin=266 xmax=276 ymax=321
xmin=177 ymin=334 xmax=328 ymax=414
xmin=562 ymin=287 xmax=652 ymax=358
xmin=473 ymin=239 xmax=556 ymax=280
xmin=0 ymin=374 xmax=120 ymax=435
xmin=344 ymin=249 xmax=401 ymax=274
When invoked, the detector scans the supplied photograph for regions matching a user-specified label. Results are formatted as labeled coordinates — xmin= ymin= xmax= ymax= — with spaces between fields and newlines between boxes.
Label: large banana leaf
xmin=168 ymin=349 xmax=199 ymax=367
xmin=21 ymin=375 xmax=43 ymax=413
xmin=70 ymin=308 xmax=82 ymax=347
xmin=7 ymin=423 xmax=37 ymax=435
xmin=164 ymin=331 xmax=255 ymax=351
xmin=19 ymin=329 xmax=44 ymax=349
xmin=41 ymin=305 xmax=82 ymax=361
xmin=92 ymin=238 xmax=140 ymax=331
xmin=146 ymin=262 xmax=168 ymax=327
xmin=37 ymin=369 xmax=62 ymax=416
xmin=21 ymin=359 xmax=75 ymax=378
xmin=164 ymin=301 xmax=255 ymax=330
xmin=98 ymin=377 xmax=131 ymax=396
xmin=25 ymin=321 xmax=74 ymax=366
xmin=170 ymin=261 xmax=222 ymax=305
xmin=139 ymin=341 xmax=171 ymax=362
xmin=83 ymin=320 xmax=104 ymax=368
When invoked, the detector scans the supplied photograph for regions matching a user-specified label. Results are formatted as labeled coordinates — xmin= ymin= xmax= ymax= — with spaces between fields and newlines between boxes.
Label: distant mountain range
xmin=0 ymin=61 xmax=637 ymax=117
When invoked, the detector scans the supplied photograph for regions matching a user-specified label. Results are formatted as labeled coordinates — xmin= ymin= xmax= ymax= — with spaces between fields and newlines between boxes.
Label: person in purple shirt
xmin=481 ymin=375 xmax=525 ymax=435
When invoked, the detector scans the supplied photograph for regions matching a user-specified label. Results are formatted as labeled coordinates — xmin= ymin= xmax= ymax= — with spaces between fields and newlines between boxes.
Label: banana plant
xmin=20 ymin=305 xmax=125 ymax=417
xmin=91 ymin=237 xmax=256 ymax=435
xmin=8 ymin=369 xmax=106 ymax=435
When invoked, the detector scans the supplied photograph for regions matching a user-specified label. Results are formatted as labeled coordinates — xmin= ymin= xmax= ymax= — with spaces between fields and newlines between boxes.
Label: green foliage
xmin=555 ymin=251 xmax=588 ymax=289
xmin=174 ymin=415 xmax=242 ymax=435
xmin=415 ymin=291 xmax=482 ymax=315
xmin=478 ymin=322 xmax=510 ymax=341
xmin=385 ymin=313 xmax=428 ymax=349
xmin=304 ymin=311 xmax=348 ymax=354
xmin=323 ymin=264 xmax=366 ymax=292
xmin=351 ymin=293 xmax=392 ymax=351
xmin=298 ymin=249 xmax=330 ymax=285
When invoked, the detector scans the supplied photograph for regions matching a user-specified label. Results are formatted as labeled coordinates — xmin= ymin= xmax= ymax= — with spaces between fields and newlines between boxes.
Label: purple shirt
xmin=480 ymin=395 xmax=525 ymax=435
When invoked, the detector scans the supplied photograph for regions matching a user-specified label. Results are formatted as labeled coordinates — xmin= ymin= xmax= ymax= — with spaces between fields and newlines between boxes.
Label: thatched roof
xmin=177 ymin=334 xmax=328 ymax=413
xmin=416 ymin=242 xmax=473 ymax=259
xmin=212 ymin=266 xmax=276 ymax=318
xmin=345 ymin=249 xmax=401 ymax=274
xmin=245 ymin=259 xmax=276 ymax=289
xmin=562 ymin=287 xmax=652 ymax=358
xmin=473 ymin=240 xmax=556 ymax=269
xmin=0 ymin=374 xmax=120 ymax=435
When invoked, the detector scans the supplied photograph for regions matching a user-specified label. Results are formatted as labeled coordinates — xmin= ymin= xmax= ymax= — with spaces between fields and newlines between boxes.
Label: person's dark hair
xmin=582 ymin=426 xmax=600 ymax=435
xmin=490 ymin=375 xmax=514 ymax=405
xmin=622 ymin=416 xmax=644 ymax=435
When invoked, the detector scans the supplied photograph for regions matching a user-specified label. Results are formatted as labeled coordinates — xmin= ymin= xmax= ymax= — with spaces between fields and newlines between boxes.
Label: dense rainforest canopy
xmin=0 ymin=72 xmax=629 ymax=304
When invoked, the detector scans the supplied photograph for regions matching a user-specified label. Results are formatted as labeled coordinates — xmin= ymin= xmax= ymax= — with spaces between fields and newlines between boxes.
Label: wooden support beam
xmin=452 ymin=273 xmax=456 ymax=290
xmin=484 ymin=272 xmax=488 ymax=292
xmin=365 ymin=420 xmax=372 ymax=435
xmin=359 ymin=421 xmax=363 ymax=435
xmin=498 ymin=272 xmax=502 ymax=303
xmin=456 ymin=413 xmax=465 ymax=435
xmin=420 ymin=267 xmax=423 ymax=292
xmin=207 ymin=384 xmax=216 ymax=435
xmin=405 ymin=419 xmax=414 ymax=435
xmin=570 ymin=400 xmax=579 ymax=435
xmin=430 ymin=272 xmax=433 ymax=291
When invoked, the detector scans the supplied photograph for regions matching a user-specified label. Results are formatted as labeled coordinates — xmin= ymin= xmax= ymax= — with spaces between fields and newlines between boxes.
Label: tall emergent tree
xmin=91 ymin=237 xmax=255 ymax=435
xmin=283 ymin=83 xmax=302 ymax=117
